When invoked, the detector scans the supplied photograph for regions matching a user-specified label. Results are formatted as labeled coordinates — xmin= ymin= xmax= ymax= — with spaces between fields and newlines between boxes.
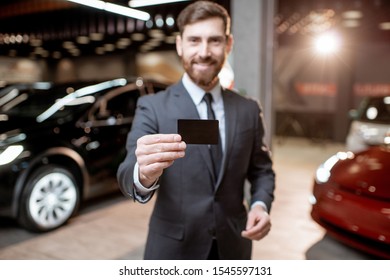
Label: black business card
xmin=177 ymin=119 xmax=219 ymax=145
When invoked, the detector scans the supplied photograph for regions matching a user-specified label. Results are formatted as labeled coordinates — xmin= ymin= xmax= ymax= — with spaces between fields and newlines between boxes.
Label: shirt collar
xmin=182 ymin=73 xmax=222 ymax=106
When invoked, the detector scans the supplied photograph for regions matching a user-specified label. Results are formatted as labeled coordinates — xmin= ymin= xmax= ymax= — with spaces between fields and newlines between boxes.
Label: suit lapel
xmin=172 ymin=82 xmax=215 ymax=181
xmin=171 ymin=81 xmax=199 ymax=118
xmin=215 ymin=89 xmax=237 ymax=189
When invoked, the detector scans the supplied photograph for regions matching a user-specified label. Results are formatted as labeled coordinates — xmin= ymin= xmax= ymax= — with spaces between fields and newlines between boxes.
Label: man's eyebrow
xmin=210 ymin=35 xmax=225 ymax=39
xmin=185 ymin=35 xmax=200 ymax=39
xmin=185 ymin=35 xmax=225 ymax=40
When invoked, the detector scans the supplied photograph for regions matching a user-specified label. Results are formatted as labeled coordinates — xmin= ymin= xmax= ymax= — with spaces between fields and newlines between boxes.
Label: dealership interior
xmin=0 ymin=0 xmax=389 ymax=260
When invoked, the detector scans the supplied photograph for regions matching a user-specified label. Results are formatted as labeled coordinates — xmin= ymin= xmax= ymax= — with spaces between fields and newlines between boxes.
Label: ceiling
xmin=1 ymin=0 xmax=390 ymax=60
xmin=276 ymin=0 xmax=390 ymax=47
xmin=0 ymin=0 xmax=230 ymax=60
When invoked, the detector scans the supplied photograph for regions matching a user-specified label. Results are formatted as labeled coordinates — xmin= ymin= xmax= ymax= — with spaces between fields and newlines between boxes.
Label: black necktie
xmin=203 ymin=93 xmax=222 ymax=179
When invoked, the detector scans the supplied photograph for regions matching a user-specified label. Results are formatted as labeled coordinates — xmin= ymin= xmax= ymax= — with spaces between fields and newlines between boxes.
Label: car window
xmin=2 ymin=89 xmax=62 ymax=117
xmin=0 ymin=83 xmax=54 ymax=113
xmin=85 ymin=85 xmax=140 ymax=127
xmin=104 ymin=90 xmax=138 ymax=119
xmin=359 ymin=96 xmax=390 ymax=124
xmin=1 ymin=83 xmax=89 ymax=118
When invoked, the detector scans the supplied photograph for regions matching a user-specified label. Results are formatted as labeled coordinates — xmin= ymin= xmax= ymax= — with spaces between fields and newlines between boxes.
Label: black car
xmin=0 ymin=77 xmax=167 ymax=232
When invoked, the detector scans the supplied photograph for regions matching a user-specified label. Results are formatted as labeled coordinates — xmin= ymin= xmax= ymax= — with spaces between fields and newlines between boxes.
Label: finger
xmin=151 ymin=141 xmax=187 ymax=153
xmin=138 ymin=134 xmax=182 ymax=145
xmin=242 ymin=218 xmax=271 ymax=240
xmin=137 ymin=136 xmax=186 ymax=158
xmin=136 ymin=142 xmax=186 ymax=160
xmin=139 ymin=160 xmax=175 ymax=178
xmin=245 ymin=213 xmax=257 ymax=230
xmin=241 ymin=223 xmax=271 ymax=240
xmin=143 ymin=150 xmax=186 ymax=164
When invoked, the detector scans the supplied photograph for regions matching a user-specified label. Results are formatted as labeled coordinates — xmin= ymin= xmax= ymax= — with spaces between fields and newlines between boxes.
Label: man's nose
xmin=199 ymin=42 xmax=211 ymax=57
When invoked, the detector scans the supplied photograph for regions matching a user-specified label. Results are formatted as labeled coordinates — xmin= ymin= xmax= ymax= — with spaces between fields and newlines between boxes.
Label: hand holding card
xmin=177 ymin=119 xmax=219 ymax=145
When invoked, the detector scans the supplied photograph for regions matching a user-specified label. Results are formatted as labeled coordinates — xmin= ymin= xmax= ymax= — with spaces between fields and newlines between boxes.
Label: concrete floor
xmin=0 ymin=137 xmax=376 ymax=260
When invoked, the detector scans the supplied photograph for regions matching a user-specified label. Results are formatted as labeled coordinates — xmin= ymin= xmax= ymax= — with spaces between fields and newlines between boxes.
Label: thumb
xmin=245 ymin=212 xmax=256 ymax=230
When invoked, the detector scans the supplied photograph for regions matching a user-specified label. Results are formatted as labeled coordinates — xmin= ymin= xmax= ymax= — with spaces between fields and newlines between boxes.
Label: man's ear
xmin=176 ymin=35 xmax=183 ymax=56
xmin=226 ymin=34 xmax=234 ymax=54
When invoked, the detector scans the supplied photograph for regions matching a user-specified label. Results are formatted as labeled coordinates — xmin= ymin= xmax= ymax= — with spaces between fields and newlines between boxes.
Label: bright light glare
xmin=315 ymin=155 xmax=339 ymax=183
xmin=314 ymin=32 xmax=341 ymax=55
xmin=315 ymin=166 xmax=331 ymax=184
xmin=36 ymin=79 xmax=127 ymax=123
xmin=0 ymin=145 xmax=24 ymax=165
xmin=67 ymin=0 xmax=150 ymax=21
xmin=129 ymin=0 xmax=190 ymax=8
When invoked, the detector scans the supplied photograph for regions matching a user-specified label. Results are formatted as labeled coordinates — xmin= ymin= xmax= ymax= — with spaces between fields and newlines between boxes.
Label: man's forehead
xmin=182 ymin=17 xmax=226 ymax=37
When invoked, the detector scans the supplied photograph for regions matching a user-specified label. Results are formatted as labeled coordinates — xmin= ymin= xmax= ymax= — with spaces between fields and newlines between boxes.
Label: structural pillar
xmin=231 ymin=0 xmax=276 ymax=148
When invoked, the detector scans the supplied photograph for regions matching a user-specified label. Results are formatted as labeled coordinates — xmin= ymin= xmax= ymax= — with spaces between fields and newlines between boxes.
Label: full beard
xmin=183 ymin=57 xmax=224 ymax=89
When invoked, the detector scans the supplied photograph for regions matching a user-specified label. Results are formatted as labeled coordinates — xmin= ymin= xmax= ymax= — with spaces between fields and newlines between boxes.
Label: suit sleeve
xmin=116 ymin=95 xmax=159 ymax=203
xmin=247 ymin=101 xmax=276 ymax=212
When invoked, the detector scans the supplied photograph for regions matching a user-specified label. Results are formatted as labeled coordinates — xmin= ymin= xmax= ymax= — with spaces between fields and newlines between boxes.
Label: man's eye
xmin=188 ymin=38 xmax=199 ymax=43
xmin=211 ymin=38 xmax=223 ymax=44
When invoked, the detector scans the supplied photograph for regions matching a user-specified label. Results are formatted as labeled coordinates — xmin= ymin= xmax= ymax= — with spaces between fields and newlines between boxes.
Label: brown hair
xmin=176 ymin=1 xmax=231 ymax=36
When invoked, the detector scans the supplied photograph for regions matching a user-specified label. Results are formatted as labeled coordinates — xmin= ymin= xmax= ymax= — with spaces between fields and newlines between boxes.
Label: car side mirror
xmin=348 ymin=109 xmax=358 ymax=120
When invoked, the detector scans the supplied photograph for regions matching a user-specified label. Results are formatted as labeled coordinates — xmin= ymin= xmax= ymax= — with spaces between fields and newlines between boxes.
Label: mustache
xmin=193 ymin=56 xmax=216 ymax=64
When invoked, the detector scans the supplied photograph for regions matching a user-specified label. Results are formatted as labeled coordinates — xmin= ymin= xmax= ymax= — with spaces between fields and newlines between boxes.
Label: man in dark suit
xmin=117 ymin=0 xmax=275 ymax=260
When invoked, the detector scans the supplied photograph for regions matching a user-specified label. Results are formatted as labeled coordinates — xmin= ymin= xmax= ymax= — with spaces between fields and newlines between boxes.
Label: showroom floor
xmin=0 ymin=137 xmax=376 ymax=260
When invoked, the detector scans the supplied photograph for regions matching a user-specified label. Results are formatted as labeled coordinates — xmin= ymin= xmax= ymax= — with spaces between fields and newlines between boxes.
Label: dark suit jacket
xmin=117 ymin=80 xmax=275 ymax=260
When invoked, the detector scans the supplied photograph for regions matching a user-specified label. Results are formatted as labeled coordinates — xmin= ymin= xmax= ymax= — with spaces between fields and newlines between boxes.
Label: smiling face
xmin=176 ymin=17 xmax=233 ymax=91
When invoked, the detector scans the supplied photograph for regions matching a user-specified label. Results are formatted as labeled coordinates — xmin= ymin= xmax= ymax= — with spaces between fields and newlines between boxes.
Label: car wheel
xmin=18 ymin=164 xmax=80 ymax=232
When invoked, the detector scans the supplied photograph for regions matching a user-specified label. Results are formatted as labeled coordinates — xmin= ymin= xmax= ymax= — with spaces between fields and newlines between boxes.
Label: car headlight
xmin=0 ymin=145 xmax=24 ymax=165
xmin=315 ymin=152 xmax=354 ymax=184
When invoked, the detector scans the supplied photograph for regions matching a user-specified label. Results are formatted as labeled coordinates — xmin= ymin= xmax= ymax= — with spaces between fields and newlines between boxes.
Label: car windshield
xmin=359 ymin=96 xmax=390 ymax=124
xmin=0 ymin=83 xmax=87 ymax=115
xmin=0 ymin=78 xmax=139 ymax=122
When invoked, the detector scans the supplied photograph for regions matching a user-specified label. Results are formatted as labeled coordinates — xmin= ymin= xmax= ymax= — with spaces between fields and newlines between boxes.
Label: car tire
xmin=18 ymin=164 xmax=80 ymax=232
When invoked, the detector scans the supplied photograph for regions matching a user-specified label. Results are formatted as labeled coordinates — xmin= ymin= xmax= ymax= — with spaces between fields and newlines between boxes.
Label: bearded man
xmin=117 ymin=0 xmax=275 ymax=260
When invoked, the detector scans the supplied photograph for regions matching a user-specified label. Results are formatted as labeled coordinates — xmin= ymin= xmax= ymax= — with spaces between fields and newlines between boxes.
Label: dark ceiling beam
xmin=0 ymin=0 xmax=74 ymax=19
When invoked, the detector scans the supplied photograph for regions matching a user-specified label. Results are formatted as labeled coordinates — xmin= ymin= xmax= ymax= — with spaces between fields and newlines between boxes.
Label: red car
xmin=310 ymin=145 xmax=390 ymax=259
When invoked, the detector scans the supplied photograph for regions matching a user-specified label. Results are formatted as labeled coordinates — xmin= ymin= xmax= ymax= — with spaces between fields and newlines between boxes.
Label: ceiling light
xmin=15 ymin=35 xmax=23 ymax=43
xmin=379 ymin=22 xmax=390 ymax=30
xmin=104 ymin=43 xmax=115 ymax=51
xmin=69 ymin=48 xmax=81 ymax=56
xmin=342 ymin=10 xmax=363 ymax=19
xmin=166 ymin=16 xmax=175 ymax=27
xmin=131 ymin=33 xmax=146 ymax=41
xmin=63 ymin=41 xmax=75 ymax=49
xmin=155 ymin=17 xmax=164 ymax=28
xmin=145 ymin=39 xmax=162 ymax=47
xmin=117 ymin=38 xmax=132 ymax=48
xmin=342 ymin=19 xmax=360 ymax=28
xmin=90 ymin=33 xmax=104 ymax=41
xmin=140 ymin=44 xmax=153 ymax=52
xmin=30 ymin=38 xmax=42 ymax=47
xmin=129 ymin=0 xmax=190 ymax=8
xmin=148 ymin=29 xmax=164 ymax=38
xmin=77 ymin=35 xmax=90 ymax=44
xmin=146 ymin=20 xmax=154 ymax=28
xmin=314 ymin=32 xmax=341 ymax=55
xmin=165 ymin=35 xmax=176 ymax=44
xmin=22 ymin=35 xmax=29 ymax=43
xmin=67 ymin=0 xmax=150 ymax=21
